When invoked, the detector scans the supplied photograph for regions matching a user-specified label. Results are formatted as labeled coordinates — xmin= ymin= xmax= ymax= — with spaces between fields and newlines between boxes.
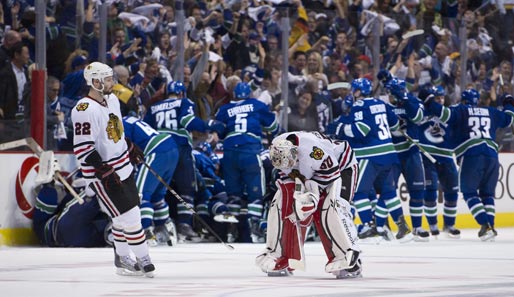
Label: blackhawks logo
xmin=76 ymin=102 xmax=89 ymax=111
xmin=309 ymin=146 xmax=324 ymax=160
xmin=106 ymin=113 xmax=123 ymax=143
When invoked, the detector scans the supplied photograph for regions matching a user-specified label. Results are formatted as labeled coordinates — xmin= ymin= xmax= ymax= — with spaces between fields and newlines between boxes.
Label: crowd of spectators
xmin=0 ymin=0 xmax=513 ymax=149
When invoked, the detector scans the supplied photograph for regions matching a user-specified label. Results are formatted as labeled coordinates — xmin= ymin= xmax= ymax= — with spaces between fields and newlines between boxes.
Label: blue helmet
xmin=384 ymin=77 xmax=405 ymax=92
xmin=234 ymin=82 xmax=251 ymax=99
xmin=461 ymin=88 xmax=479 ymax=106
xmin=431 ymin=85 xmax=446 ymax=97
xmin=167 ymin=81 xmax=186 ymax=96
xmin=351 ymin=78 xmax=372 ymax=96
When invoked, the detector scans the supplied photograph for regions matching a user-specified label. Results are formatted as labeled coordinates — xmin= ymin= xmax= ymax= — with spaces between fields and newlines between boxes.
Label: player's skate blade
xmin=214 ymin=214 xmax=239 ymax=223
xmin=267 ymin=269 xmax=293 ymax=277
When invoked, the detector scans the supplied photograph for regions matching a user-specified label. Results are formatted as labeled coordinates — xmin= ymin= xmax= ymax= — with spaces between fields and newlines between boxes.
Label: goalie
xmin=256 ymin=131 xmax=362 ymax=279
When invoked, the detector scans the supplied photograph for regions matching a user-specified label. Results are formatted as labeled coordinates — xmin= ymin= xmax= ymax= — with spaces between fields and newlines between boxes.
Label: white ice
xmin=1 ymin=228 xmax=514 ymax=297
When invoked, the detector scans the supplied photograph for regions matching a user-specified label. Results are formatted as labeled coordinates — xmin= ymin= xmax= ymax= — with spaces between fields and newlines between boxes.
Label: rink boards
xmin=1 ymin=152 xmax=513 ymax=246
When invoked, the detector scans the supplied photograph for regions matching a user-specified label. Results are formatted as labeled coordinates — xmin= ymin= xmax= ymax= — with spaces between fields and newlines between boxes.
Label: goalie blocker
xmin=256 ymin=178 xmax=361 ymax=278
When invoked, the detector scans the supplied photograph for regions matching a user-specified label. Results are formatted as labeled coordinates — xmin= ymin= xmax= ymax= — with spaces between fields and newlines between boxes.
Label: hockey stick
xmin=400 ymin=130 xmax=437 ymax=163
xmin=140 ymin=160 xmax=235 ymax=251
xmin=0 ymin=137 xmax=84 ymax=204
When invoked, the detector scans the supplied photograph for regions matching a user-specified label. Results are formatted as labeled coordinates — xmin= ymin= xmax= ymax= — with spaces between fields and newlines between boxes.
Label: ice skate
xmin=395 ymin=215 xmax=413 ymax=243
xmin=358 ymin=222 xmax=378 ymax=239
xmin=164 ymin=219 xmax=178 ymax=246
xmin=413 ymin=228 xmax=430 ymax=242
xmin=154 ymin=225 xmax=172 ymax=246
xmin=144 ymin=227 xmax=158 ymax=247
xmin=376 ymin=225 xmax=395 ymax=241
xmin=177 ymin=223 xmax=201 ymax=243
xmin=442 ymin=225 xmax=461 ymax=239
xmin=214 ymin=213 xmax=239 ymax=223
xmin=137 ymin=255 xmax=155 ymax=278
xmin=249 ymin=217 xmax=265 ymax=243
xmin=114 ymin=254 xmax=143 ymax=276
xmin=333 ymin=259 xmax=363 ymax=279
xmin=478 ymin=224 xmax=495 ymax=241
xmin=429 ymin=225 xmax=440 ymax=238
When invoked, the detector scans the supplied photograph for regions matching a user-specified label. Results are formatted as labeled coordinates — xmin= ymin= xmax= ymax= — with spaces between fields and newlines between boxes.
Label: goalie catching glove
xmin=293 ymin=178 xmax=320 ymax=221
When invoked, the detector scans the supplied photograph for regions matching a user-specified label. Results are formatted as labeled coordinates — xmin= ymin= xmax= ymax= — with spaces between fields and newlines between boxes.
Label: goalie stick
xmin=139 ymin=160 xmax=235 ymax=251
xmin=0 ymin=137 xmax=84 ymax=204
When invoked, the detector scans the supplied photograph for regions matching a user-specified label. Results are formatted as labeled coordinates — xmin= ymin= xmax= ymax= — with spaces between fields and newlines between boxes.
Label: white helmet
xmin=270 ymin=138 xmax=298 ymax=170
xmin=83 ymin=62 xmax=113 ymax=92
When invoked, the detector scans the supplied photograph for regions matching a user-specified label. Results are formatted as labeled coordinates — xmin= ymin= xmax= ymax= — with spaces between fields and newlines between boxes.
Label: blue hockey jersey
xmin=418 ymin=115 xmax=456 ymax=163
xmin=123 ymin=116 xmax=177 ymax=154
xmin=427 ymin=102 xmax=514 ymax=159
xmin=215 ymin=99 xmax=278 ymax=151
xmin=390 ymin=94 xmax=425 ymax=158
xmin=144 ymin=97 xmax=211 ymax=147
xmin=333 ymin=97 xmax=400 ymax=165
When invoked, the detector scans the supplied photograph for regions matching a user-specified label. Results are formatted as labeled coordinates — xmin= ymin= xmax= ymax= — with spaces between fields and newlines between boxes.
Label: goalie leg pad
xmin=256 ymin=180 xmax=308 ymax=273
xmin=313 ymin=179 xmax=361 ymax=273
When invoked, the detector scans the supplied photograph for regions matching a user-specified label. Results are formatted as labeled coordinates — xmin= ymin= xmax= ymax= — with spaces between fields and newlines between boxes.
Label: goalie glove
xmin=293 ymin=178 xmax=319 ymax=221
xmin=35 ymin=151 xmax=61 ymax=186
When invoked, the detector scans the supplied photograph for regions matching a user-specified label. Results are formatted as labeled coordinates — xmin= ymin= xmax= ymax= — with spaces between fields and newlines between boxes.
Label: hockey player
xmin=331 ymin=77 xmax=412 ymax=242
xmin=425 ymin=89 xmax=514 ymax=241
xmin=33 ymin=176 xmax=111 ymax=248
xmin=256 ymin=131 xmax=361 ymax=279
xmin=144 ymin=80 xmax=219 ymax=242
xmin=417 ymin=86 xmax=461 ymax=238
xmin=383 ymin=75 xmax=428 ymax=241
xmin=71 ymin=62 xmax=154 ymax=277
xmin=123 ymin=115 xmax=179 ymax=246
xmin=215 ymin=82 xmax=279 ymax=242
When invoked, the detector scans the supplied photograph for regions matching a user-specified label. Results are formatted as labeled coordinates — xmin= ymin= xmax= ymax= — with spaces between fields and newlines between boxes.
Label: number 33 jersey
xmin=71 ymin=94 xmax=133 ymax=181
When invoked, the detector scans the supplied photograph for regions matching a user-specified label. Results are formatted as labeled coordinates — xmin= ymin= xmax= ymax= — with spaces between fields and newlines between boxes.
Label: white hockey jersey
xmin=71 ymin=94 xmax=133 ymax=182
xmin=274 ymin=131 xmax=357 ymax=188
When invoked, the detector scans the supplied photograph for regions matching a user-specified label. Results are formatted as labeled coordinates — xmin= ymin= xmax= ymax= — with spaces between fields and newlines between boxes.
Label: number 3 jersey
xmin=71 ymin=94 xmax=133 ymax=181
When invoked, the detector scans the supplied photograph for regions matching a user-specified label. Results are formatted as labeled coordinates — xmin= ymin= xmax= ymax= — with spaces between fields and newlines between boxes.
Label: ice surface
xmin=1 ymin=228 xmax=513 ymax=297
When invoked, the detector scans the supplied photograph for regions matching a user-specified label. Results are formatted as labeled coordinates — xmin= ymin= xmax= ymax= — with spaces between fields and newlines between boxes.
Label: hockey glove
xmin=126 ymin=137 xmax=144 ymax=165
xmin=95 ymin=164 xmax=121 ymax=191
xmin=501 ymin=94 xmax=514 ymax=108
xmin=423 ymin=94 xmax=436 ymax=110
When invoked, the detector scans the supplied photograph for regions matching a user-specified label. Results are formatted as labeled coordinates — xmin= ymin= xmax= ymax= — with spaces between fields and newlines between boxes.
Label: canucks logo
xmin=424 ymin=121 xmax=446 ymax=144
xmin=106 ymin=113 xmax=123 ymax=143
xmin=76 ymin=102 xmax=89 ymax=111
xmin=309 ymin=146 xmax=324 ymax=160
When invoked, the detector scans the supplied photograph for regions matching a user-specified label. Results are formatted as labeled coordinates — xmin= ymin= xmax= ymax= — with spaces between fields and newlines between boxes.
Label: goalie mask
xmin=270 ymin=139 xmax=298 ymax=170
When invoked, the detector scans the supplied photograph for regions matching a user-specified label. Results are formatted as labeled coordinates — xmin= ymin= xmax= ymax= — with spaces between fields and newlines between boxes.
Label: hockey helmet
xmin=234 ymin=82 xmax=251 ymax=99
xmin=351 ymin=78 xmax=372 ymax=97
xmin=167 ymin=81 xmax=186 ymax=96
xmin=431 ymin=85 xmax=446 ymax=97
xmin=83 ymin=62 xmax=113 ymax=87
xmin=461 ymin=88 xmax=480 ymax=106
xmin=270 ymin=138 xmax=298 ymax=170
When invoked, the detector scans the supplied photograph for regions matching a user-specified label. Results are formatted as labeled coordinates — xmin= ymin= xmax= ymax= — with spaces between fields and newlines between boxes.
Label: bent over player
xmin=256 ymin=131 xmax=361 ymax=279
xmin=71 ymin=62 xmax=154 ymax=277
